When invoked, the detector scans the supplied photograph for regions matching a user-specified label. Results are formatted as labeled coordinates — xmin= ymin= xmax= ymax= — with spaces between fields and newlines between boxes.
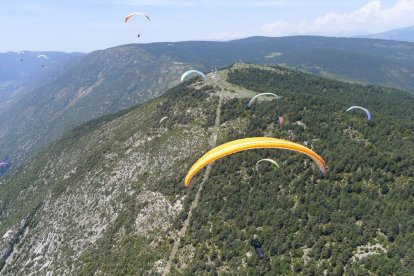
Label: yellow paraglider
xmin=185 ymin=137 xmax=326 ymax=186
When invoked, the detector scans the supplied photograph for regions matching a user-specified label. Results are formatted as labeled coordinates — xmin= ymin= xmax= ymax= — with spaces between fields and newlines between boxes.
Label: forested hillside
xmin=180 ymin=65 xmax=414 ymax=275
xmin=0 ymin=64 xmax=412 ymax=275
xmin=2 ymin=35 xmax=414 ymax=168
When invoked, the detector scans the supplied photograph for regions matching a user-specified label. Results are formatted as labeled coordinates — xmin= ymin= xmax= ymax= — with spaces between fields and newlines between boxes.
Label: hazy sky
xmin=1 ymin=0 xmax=413 ymax=52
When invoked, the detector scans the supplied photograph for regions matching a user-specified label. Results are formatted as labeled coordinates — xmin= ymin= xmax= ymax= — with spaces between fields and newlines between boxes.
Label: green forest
xmin=1 ymin=65 xmax=413 ymax=275
xmin=176 ymin=67 xmax=414 ymax=275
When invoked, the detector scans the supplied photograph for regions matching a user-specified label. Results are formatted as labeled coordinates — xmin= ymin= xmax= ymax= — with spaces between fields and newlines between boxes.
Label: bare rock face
xmin=135 ymin=191 xmax=184 ymax=237
xmin=0 ymin=81 xmax=217 ymax=274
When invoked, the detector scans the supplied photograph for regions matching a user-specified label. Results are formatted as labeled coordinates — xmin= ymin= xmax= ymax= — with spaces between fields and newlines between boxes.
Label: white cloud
xmin=262 ymin=0 xmax=414 ymax=37
xmin=262 ymin=20 xmax=295 ymax=36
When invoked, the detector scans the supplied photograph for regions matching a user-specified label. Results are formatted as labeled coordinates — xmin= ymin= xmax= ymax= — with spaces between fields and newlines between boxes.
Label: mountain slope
xmin=141 ymin=36 xmax=414 ymax=91
xmin=0 ymin=64 xmax=413 ymax=275
xmin=2 ymin=36 xmax=414 ymax=167
xmin=0 ymin=51 xmax=84 ymax=83
xmin=0 ymin=51 xmax=84 ymax=122
xmin=0 ymin=46 xmax=189 ymax=164
xmin=356 ymin=25 xmax=414 ymax=43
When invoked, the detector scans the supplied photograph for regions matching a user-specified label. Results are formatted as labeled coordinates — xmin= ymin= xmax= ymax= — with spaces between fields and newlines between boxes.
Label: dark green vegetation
xmin=0 ymin=64 xmax=413 ymax=275
xmin=179 ymin=67 xmax=414 ymax=274
xmin=140 ymin=36 xmax=414 ymax=91
xmin=3 ymin=36 xmax=414 ymax=167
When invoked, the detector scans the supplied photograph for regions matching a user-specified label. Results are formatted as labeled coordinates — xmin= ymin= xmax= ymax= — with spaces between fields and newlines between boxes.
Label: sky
xmin=0 ymin=0 xmax=414 ymax=52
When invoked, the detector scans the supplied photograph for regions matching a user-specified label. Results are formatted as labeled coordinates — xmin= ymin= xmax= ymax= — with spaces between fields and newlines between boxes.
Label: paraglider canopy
xmin=346 ymin=106 xmax=371 ymax=121
xmin=248 ymin=93 xmax=281 ymax=107
xmin=185 ymin=137 xmax=327 ymax=187
xmin=181 ymin=70 xmax=207 ymax=82
xmin=159 ymin=116 xmax=168 ymax=124
xmin=37 ymin=54 xmax=48 ymax=59
xmin=0 ymin=161 xmax=10 ymax=176
xmin=256 ymin=159 xmax=280 ymax=170
xmin=125 ymin=12 xmax=151 ymax=23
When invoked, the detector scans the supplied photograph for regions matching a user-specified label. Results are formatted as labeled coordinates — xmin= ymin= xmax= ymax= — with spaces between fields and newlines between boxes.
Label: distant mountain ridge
xmin=0 ymin=51 xmax=84 ymax=119
xmin=0 ymin=51 xmax=85 ymax=83
xmin=355 ymin=25 xmax=414 ymax=42
xmin=2 ymin=36 xmax=414 ymax=166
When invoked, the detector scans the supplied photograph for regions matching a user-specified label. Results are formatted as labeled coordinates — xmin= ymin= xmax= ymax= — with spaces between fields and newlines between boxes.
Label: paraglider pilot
xmin=251 ymin=234 xmax=264 ymax=258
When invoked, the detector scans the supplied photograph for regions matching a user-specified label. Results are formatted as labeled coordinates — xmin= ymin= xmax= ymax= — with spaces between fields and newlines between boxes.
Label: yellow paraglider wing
xmin=185 ymin=137 xmax=326 ymax=186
